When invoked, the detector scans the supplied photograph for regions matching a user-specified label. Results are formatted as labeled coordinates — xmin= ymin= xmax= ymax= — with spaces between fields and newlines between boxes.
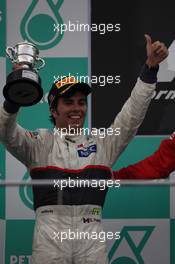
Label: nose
xmin=72 ymin=102 xmax=81 ymax=112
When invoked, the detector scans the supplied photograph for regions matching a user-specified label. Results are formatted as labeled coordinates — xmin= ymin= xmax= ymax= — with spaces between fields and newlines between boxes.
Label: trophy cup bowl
xmin=3 ymin=41 xmax=45 ymax=106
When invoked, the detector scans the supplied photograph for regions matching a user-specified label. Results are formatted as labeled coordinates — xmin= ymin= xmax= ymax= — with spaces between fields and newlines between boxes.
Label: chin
xmin=70 ymin=124 xmax=82 ymax=129
xmin=70 ymin=121 xmax=83 ymax=127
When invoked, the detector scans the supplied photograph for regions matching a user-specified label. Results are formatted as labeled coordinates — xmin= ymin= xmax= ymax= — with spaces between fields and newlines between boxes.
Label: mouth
xmin=67 ymin=115 xmax=84 ymax=128
xmin=68 ymin=115 xmax=82 ymax=120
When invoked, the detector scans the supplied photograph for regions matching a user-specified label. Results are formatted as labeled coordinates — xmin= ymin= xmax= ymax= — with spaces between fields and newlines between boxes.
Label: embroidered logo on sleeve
xmin=25 ymin=130 xmax=39 ymax=139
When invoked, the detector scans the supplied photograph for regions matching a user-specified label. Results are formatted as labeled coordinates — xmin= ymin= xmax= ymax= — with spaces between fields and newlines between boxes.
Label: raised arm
xmin=0 ymin=101 xmax=37 ymax=167
xmin=99 ymin=35 xmax=169 ymax=167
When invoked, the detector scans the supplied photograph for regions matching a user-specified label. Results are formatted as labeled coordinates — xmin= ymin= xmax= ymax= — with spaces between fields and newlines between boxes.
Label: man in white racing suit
xmin=0 ymin=35 xmax=168 ymax=263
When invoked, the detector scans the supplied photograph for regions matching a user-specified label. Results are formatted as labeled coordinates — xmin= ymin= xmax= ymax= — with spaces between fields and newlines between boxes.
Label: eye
xmin=64 ymin=99 xmax=73 ymax=105
xmin=79 ymin=100 xmax=87 ymax=105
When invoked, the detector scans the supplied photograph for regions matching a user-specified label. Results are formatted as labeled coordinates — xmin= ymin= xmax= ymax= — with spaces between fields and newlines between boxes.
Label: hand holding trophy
xmin=3 ymin=41 xmax=45 ymax=106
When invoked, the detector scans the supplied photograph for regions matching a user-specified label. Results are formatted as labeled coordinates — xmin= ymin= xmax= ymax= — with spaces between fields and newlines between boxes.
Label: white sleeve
xmin=98 ymin=78 xmax=156 ymax=166
xmin=0 ymin=106 xmax=37 ymax=167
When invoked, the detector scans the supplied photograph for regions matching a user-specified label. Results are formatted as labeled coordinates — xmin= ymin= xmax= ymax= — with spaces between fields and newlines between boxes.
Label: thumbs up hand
xmin=145 ymin=34 xmax=169 ymax=68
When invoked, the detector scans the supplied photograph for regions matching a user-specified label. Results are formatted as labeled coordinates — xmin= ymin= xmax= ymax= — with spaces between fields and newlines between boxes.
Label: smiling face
xmin=50 ymin=91 xmax=87 ymax=131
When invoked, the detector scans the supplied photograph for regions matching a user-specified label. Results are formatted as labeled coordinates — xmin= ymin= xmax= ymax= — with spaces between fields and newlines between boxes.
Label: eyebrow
xmin=63 ymin=97 xmax=86 ymax=102
xmin=63 ymin=98 xmax=73 ymax=102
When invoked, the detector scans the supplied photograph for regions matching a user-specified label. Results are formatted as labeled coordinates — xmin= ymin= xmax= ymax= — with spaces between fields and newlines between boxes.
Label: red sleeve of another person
xmin=114 ymin=133 xmax=175 ymax=180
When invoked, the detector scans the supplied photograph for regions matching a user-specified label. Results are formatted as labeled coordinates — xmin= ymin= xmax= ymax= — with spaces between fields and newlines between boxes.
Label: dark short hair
xmin=49 ymin=96 xmax=59 ymax=126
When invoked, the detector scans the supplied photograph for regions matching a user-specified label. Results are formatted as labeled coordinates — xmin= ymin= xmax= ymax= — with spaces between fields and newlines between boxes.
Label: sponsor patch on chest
xmin=77 ymin=144 xmax=97 ymax=157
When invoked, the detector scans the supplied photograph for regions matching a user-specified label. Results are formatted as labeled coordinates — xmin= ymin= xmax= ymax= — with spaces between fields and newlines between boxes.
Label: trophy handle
xmin=6 ymin=47 xmax=17 ymax=63
xmin=35 ymin=57 xmax=45 ymax=71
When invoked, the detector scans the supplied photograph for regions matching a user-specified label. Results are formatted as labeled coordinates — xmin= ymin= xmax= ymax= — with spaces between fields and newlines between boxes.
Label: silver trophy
xmin=3 ymin=41 xmax=45 ymax=106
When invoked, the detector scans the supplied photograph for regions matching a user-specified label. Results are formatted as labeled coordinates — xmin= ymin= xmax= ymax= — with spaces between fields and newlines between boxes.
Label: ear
xmin=50 ymin=108 xmax=58 ymax=118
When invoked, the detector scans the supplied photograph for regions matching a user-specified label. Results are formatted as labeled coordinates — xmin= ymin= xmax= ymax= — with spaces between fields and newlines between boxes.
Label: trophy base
xmin=3 ymin=69 xmax=43 ymax=106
